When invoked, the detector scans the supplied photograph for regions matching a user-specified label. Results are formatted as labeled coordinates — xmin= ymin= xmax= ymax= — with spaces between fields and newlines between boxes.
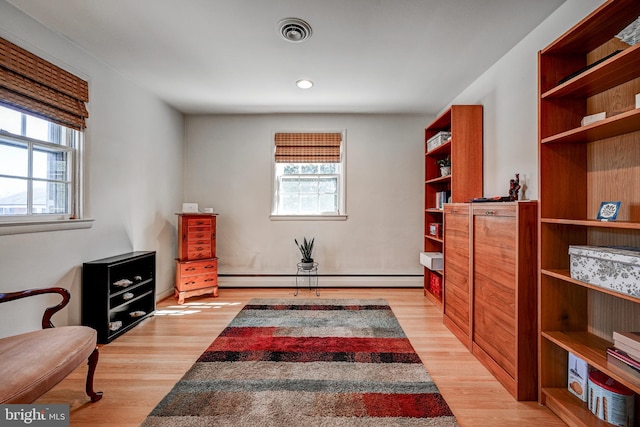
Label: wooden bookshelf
xmin=538 ymin=0 xmax=640 ymax=424
xmin=423 ymin=105 xmax=483 ymax=307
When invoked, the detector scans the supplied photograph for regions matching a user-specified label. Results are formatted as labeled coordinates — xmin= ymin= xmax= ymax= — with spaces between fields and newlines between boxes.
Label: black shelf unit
xmin=82 ymin=251 xmax=156 ymax=344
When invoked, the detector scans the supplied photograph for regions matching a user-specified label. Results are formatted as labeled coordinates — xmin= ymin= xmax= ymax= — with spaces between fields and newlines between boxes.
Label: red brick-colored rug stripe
xmin=142 ymin=298 xmax=458 ymax=426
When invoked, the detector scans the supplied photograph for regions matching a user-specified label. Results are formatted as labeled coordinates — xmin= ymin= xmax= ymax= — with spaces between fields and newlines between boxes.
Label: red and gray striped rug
xmin=142 ymin=299 xmax=458 ymax=426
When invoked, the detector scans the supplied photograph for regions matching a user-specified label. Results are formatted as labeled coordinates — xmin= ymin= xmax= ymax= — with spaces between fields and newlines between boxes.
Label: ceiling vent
xmin=278 ymin=18 xmax=312 ymax=42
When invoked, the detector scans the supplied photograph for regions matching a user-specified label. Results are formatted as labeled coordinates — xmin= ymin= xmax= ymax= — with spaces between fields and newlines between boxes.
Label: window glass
xmin=275 ymin=164 xmax=341 ymax=215
xmin=0 ymin=140 xmax=28 ymax=177
xmin=0 ymin=177 xmax=27 ymax=215
xmin=0 ymin=107 xmax=21 ymax=135
xmin=0 ymin=105 xmax=79 ymax=219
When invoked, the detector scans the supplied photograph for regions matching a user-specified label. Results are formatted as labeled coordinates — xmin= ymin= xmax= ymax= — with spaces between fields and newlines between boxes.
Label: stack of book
xmin=435 ymin=191 xmax=450 ymax=210
xmin=607 ymin=331 xmax=640 ymax=372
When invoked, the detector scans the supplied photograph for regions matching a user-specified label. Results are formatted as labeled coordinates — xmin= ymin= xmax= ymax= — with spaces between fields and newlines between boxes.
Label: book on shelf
xmin=606 ymin=347 xmax=640 ymax=373
xmin=613 ymin=331 xmax=640 ymax=352
xmin=581 ymin=112 xmax=606 ymax=126
xmin=613 ymin=340 xmax=640 ymax=362
xmin=434 ymin=191 xmax=450 ymax=210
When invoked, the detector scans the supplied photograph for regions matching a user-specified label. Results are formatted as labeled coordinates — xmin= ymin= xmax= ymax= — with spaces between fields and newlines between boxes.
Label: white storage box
xmin=569 ymin=246 xmax=640 ymax=297
xmin=426 ymin=131 xmax=451 ymax=152
xmin=420 ymin=252 xmax=443 ymax=270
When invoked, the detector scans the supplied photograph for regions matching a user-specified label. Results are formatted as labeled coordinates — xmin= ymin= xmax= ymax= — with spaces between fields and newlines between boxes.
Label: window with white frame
xmin=0 ymin=36 xmax=89 ymax=225
xmin=272 ymin=132 xmax=346 ymax=216
xmin=0 ymin=105 xmax=80 ymax=218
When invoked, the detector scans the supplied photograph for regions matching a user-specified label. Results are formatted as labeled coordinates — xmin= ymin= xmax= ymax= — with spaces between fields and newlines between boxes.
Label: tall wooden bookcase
xmin=538 ymin=0 xmax=640 ymax=424
xmin=423 ymin=105 xmax=483 ymax=307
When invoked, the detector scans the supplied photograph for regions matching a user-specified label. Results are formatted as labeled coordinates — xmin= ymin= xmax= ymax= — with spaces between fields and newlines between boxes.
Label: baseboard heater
xmin=217 ymin=274 xmax=422 ymax=288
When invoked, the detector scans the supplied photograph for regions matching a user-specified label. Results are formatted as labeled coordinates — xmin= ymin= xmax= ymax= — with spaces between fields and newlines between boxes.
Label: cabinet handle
xmin=485 ymin=210 xmax=495 ymax=215
xmin=185 ymin=267 xmax=196 ymax=271
xmin=204 ymin=265 xmax=215 ymax=269
xmin=204 ymin=279 xmax=214 ymax=283
xmin=186 ymin=281 xmax=196 ymax=285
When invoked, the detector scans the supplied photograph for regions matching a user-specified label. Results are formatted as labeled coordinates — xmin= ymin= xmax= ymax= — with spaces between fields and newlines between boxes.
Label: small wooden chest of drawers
xmin=175 ymin=258 xmax=218 ymax=303
xmin=175 ymin=213 xmax=218 ymax=304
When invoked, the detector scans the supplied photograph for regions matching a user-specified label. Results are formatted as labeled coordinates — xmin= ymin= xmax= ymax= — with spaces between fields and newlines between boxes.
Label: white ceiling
xmin=6 ymin=0 xmax=566 ymax=115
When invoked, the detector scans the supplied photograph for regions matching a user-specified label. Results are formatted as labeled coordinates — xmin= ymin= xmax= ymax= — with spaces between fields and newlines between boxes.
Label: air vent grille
xmin=278 ymin=18 xmax=312 ymax=42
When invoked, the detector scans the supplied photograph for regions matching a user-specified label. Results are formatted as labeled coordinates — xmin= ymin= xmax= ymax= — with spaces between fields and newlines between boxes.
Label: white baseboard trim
xmin=218 ymin=275 xmax=422 ymax=288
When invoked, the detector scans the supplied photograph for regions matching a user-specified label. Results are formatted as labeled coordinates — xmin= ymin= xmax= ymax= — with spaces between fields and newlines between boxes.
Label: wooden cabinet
xmin=443 ymin=202 xmax=538 ymax=400
xmin=471 ymin=201 xmax=537 ymax=401
xmin=175 ymin=213 xmax=218 ymax=304
xmin=538 ymin=0 xmax=640 ymax=424
xmin=423 ymin=105 xmax=483 ymax=307
xmin=443 ymin=203 xmax=472 ymax=349
xmin=82 ymin=251 xmax=156 ymax=344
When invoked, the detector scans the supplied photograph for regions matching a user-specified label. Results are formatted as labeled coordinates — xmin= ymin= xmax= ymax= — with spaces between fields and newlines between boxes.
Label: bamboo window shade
xmin=274 ymin=132 xmax=342 ymax=163
xmin=0 ymin=37 xmax=89 ymax=130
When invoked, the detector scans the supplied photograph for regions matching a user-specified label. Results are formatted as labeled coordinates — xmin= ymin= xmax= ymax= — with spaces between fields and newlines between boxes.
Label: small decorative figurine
xmin=509 ymin=174 xmax=521 ymax=201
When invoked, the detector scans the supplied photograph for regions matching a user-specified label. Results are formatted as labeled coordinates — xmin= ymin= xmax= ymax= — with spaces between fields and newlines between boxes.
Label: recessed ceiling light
xmin=296 ymin=79 xmax=314 ymax=89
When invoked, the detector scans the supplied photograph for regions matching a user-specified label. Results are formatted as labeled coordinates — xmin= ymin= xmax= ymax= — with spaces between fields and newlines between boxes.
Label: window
xmin=0 ymin=105 xmax=80 ymax=218
xmin=271 ymin=132 xmax=346 ymax=218
xmin=0 ymin=36 xmax=89 ymax=232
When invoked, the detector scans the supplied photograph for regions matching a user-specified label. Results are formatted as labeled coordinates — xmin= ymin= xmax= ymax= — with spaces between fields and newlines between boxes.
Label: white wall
xmin=185 ymin=114 xmax=426 ymax=283
xmin=447 ymin=0 xmax=606 ymax=199
xmin=0 ymin=2 xmax=184 ymax=337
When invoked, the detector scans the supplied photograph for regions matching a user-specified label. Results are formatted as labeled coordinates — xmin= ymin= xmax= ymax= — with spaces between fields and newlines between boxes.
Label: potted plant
xmin=436 ymin=155 xmax=451 ymax=176
xmin=295 ymin=237 xmax=315 ymax=270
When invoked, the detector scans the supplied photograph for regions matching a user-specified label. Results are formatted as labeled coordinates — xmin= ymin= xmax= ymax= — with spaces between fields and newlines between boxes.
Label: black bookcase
xmin=82 ymin=251 xmax=156 ymax=344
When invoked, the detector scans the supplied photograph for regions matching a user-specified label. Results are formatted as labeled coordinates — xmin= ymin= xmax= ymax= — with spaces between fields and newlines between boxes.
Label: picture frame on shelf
xmin=597 ymin=201 xmax=621 ymax=221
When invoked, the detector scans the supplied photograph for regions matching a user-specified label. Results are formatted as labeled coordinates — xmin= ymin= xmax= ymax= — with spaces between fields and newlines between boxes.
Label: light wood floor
xmin=37 ymin=288 xmax=565 ymax=426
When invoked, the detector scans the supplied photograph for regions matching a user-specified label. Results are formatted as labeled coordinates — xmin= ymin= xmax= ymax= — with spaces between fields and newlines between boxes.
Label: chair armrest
xmin=0 ymin=287 xmax=71 ymax=329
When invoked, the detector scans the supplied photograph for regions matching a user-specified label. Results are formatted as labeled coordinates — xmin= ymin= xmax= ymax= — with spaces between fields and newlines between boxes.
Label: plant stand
xmin=295 ymin=262 xmax=319 ymax=296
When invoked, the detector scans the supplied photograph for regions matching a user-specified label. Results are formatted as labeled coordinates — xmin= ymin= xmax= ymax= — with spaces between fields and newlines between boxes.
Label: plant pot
xmin=440 ymin=166 xmax=451 ymax=176
xmin=300 ymin=260 xmax=314 ymax=270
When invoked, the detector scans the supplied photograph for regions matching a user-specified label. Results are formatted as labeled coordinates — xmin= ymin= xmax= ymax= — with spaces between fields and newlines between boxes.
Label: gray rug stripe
xmin=183 ymin=361 xmax=432 ymax=383
xmin=170 ymin=378 xmax=441 ymax=394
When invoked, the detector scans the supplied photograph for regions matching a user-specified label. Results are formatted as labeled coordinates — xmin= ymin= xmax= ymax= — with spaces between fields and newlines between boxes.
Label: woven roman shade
xmin=274 ymin=132 xmax=342 ymax=163
xmin=0 ymin=37 xmax=88 ymax=130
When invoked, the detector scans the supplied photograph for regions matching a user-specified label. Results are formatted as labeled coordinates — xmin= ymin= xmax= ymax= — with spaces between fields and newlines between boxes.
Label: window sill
xmin=270 ymin=214 xmax=348 ymax=221
xmin=0 ymin=218 xmax=95 ymax=235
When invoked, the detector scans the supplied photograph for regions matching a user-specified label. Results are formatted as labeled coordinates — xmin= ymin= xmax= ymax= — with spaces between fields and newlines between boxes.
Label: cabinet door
xmin=443 ymin=204 xmax=471 ymax=348
xmin=473 ymin=208 xmax=516 ymax=378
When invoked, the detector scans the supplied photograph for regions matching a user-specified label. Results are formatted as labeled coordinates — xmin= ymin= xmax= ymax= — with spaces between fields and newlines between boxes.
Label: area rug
xmin=141 ymin=298 xmax=458 ymax=426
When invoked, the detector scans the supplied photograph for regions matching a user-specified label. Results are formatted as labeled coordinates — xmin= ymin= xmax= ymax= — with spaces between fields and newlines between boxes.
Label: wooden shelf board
xmin=542 ymin=269 xmax=640 ymax=304
xmin=542 ymin=387 xmax=610 ymax=427
xmin=425 ymin=139 xmax=451 ymax=156
xmin=425 ymin=208 xmax=444 ymax=214
xmin=425 ymin=235 xmax=444 ymax=244
xmin=541 ymin=217 xmax=640 ymax=230
xmin=426 ymin=175 xmax=451 ymax=184
xmin=542 ymin=330 xmax=640 ymax=393
xmin=541 ymin=108 xmax=640 ymax=145
xmin=542 ymin=43 xmax=640 ymax=99
xmin=542 ymin=0 xmax=640 ymax=55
